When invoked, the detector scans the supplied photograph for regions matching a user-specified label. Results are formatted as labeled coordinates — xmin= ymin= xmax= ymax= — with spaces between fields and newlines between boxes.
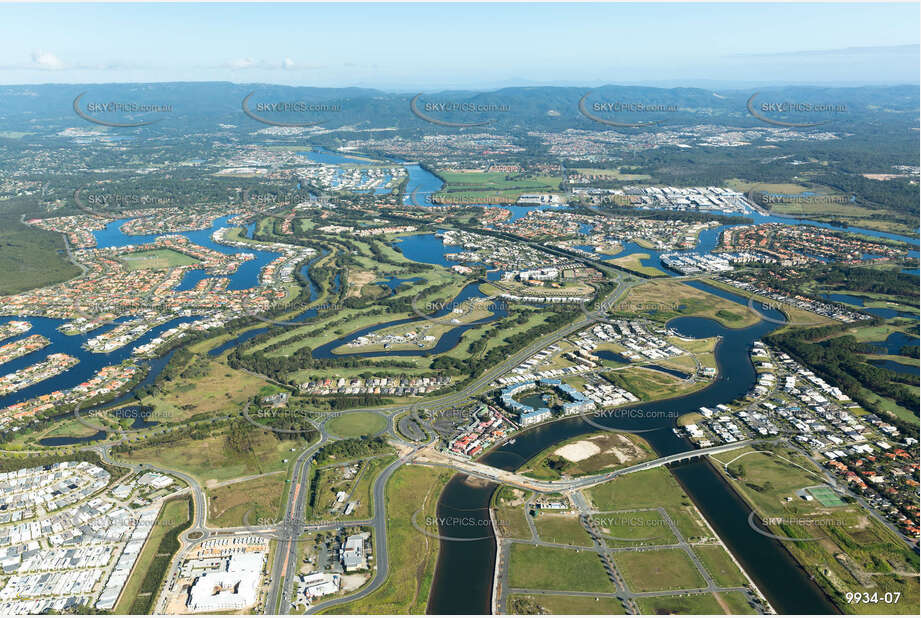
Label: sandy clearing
xmin=555 ymin=440 xmax=602 ymax=462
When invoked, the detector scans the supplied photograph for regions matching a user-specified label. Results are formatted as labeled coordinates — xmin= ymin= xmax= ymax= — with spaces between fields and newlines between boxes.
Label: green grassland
xmin=307 ymin=455 xmax=395 ymax=523
xmin=122 ymin=429 xmax=311 ymax=485
xmin=593 ymin=509 xmax=678 ymax=548
xmin=636 ymin=591 xmax=757 ymax=615
xmin=433 ymin=170 xmax=562 ymax=204
xmin=340 ymin=456 xmax=395 ymax=521
xmin=613 ymin=547 xmax=707 ymax=592
xmin=138 ymin=356 xmax=270 ymax=421
xmin=609 ymin=253 xmax=668 ymax=278
xmin=604 ymin=366 xmax=705 ymax=402
xmin=698 ymin=277 xmax=840 ymax=331
xmin=493 ymin=486 xmax=533 ymax=540
xmin=710 ymin=446 xmax=920 ymax=614
xmin=624 ymin=279 xmax=761 ymax=328
xmin=573 ymin=167 xmax=652 ymax=181
xmin=725 ymin=179 xmax=818 ymax=195
xmin=0 ymin=201 xmax=81 ymax=295
xmin=586 ymin=467 xmax=711 ymax=542
xmin=115 ymin=496 xmax=191 ymax=614
xmin=532 ymin=513 xmax=594 ymax=547
xmin=326 ymin=412 xmax=389 ymax=438
xmin=119 ymin=248 xmax=200 ymax=271
xmin=207 ymin=473 xmax=287 ymax=528
xmin=507 ymin=544 xmax=614 ymax=593
xmin=692 ymin=543 xmax=749 ymax=587
xmin=507 ymin=593 xmax=627 ymax=615
xmin=323 ymin=465 xmax=450 ymax=614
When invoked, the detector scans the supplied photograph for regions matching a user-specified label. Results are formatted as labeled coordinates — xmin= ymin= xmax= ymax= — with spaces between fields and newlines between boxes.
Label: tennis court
xmin=807 ymin=485 xmax=845 ymax=507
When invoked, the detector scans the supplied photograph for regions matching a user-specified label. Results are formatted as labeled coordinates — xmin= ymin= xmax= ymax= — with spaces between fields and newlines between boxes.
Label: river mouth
xmin=427 ymin=283 xmax=838 ymax=615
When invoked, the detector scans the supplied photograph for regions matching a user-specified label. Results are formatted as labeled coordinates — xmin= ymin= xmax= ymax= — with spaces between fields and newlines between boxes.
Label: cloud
xmin=220 ymin=57 xmax=325 ymax=71
xmin=31 ymin=50 xmax=66 ymax=70
xmin=225 ymin=57 xmax=261 ymax=70
xmin=730 ymin=44 xmax=920 ymax=58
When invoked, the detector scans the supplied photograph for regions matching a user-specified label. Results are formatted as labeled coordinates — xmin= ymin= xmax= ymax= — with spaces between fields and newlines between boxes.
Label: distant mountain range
xmin=0 ymin=82 xmax=917 ymax=135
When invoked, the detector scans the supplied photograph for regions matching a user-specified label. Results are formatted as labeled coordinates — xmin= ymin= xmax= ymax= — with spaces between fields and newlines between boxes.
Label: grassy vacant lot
xmin=610 ymin=253 xmax=668 ymax=278
xmin=717 ymin=590 xmax=760 ymax=614
xmin=208 ymin=472 xmax=286 ymax=528
xmin=115 ymin=496 xmax=190 ymax=614
xmin=520 ymin=432 xmax=654 ymax=480
xmin=434 ymin=170 xmax=562 ymax=204
xmin=123 ymin=429 xmax=310 ymax=485
xmin=507 ymin=593 xmax=627 ymax=615
xmin=139 ymin=357 xmax=269 ymax=421
xmin=533 ymin=513 xmax=594 ymax=547
xmin=493 ymin=486 xmax=532 ymax=540
xmin=604 ymin=366 xmax=703 ymax=401
xmin=709 ymin=446 xmax=830 ymax=518
xmin=508 ymin=544 xmax=613 ymax=593
xmin=0 ymin=201 xmax=81 ymax=295
xmin=711 ymin=446 xmax=920 ymax=614
xmin=587 ymin=467 xmax=711 ymax=542
xmin=308 ymin=455 xmax=395 ymax=522
xmin=119 ymin=248 xmax=200 ymax=271
xmin=326 ymin=412 xmax=388 ymax=438
xmin=594 ymin=509 xmax=678 ymax=548
xmin=725 ymin=179 xmax=816 ymax=195
xmin=612 ymin=547 xmax=706 ymax=592
xmin=624 ymin=279 xmax=761 ymax=328
xmin=636 ymin=591 xmax=755 ymax=615
xmin=692 ymin=544 xmax=749 ymax=587
xmin=699 ymin=277 xmax=838 ymax=331
xmin=573 ymin=167 xmax=651 ymax=181
xmin=324 ymin=465 xmax=449 ymax=614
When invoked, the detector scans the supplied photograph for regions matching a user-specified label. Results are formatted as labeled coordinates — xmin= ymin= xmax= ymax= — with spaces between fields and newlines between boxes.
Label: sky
xmin=0 ymin=2 xmax=918 ymax=89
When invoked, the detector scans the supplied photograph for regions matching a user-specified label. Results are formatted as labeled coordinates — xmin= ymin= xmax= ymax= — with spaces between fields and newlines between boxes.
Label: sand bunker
xmin=555 ymin=441 xmax=602 ymax=462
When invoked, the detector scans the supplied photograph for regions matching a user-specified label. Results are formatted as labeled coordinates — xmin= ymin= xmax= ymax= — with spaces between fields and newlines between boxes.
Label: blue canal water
xmin=94 ymin=216 xmax=282 ymax=291
xmin=867 ymin=358 xmax=918 ymax=375
xmin=1 ymin=214 xmax=283 ymax=417
xmin=374 ymin=276 xmax=424 ymax=293
xmin=392 ymin=233 xmax=460 ymax=267
xmin=821 ymin=294 xmax=919 ymax=321
xmin=865 ymin=331 xmax=920 ymax=356
xmin=0 ymin=316 xmax=196 ymax=412
xmin=207 ymin=250 xmax=331 ymax=357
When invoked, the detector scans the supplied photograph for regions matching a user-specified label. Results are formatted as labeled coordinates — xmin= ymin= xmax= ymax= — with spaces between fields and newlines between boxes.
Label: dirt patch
xmin=590 ymin=433 xmax=647 ymax=464
xmin=346 ymin=270 xmax=376 ymax=298
xmin=555 ymin=441 xmax=602 ymax=462
xmin=340 ymin=573 xmax=369 ymax=592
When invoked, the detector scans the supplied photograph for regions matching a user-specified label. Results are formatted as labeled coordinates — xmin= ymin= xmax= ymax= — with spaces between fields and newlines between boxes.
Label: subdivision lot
xmin=507 ymin=593 xmax=627 ymax=615
xmin=532 ymin=513 xmax=594 ymax=547
xmin=612 ymin=547 xmax=706 ymax=593
xmin=507 ymin=544 xmax=613 ymax=593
